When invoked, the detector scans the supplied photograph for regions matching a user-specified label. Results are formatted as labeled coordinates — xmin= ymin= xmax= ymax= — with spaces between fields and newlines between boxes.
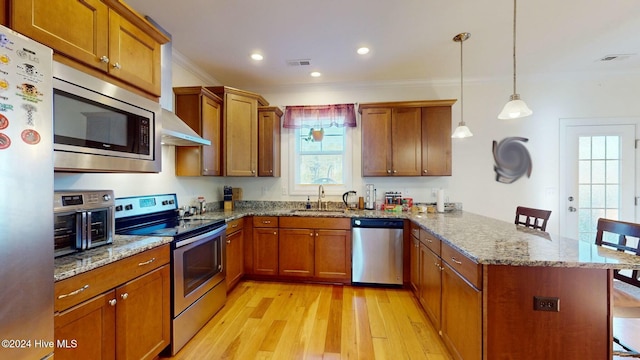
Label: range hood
xmin=160 ymin=108 xmax=211 ymax=146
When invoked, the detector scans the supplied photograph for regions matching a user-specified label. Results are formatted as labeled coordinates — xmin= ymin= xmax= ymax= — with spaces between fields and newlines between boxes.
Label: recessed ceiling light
xmin=357 ymin=47 xmax=370 ymax=55
xmin=310 ymin=71 xmax=322 ymax=77
xmin=250 ymin=53 xmax=264 ymax=61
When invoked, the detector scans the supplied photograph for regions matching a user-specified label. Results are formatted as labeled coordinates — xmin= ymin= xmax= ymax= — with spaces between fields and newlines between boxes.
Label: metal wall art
xmin=492 ymin=137 xmax=532 ymax=184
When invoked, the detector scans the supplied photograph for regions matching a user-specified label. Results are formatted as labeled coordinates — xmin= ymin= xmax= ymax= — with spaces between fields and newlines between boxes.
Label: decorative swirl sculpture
xmin=492 ymin=137 xmax=532 ymax=184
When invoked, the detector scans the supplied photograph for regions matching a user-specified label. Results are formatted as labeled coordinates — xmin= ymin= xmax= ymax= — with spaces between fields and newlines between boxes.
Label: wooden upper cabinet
xmin=360 ymin=108 xmax=393 ymax=176
xmin=422 ymin=106 xmax=452 ymax=176
xmin=258 ymin=106 xmax=282 ymax=177
xmin=208 ymin=86 xmax=269 ymax=177
xmin=359 ymin=100 xmax=455 ymax=177
xmin=12 ymin=0 xmax=110 ymax=71
xmin=391 ymin=107 xmax=422 ymax=175
xmin=11 ymin=0 xmax=168 ymax=96
xmin=108 ymin=10 xmax=162 ymax=95
xmin=1 ymin=0 xmax=9 ymax=26
xmin=174 ymin=87 xmax=223 ymax=176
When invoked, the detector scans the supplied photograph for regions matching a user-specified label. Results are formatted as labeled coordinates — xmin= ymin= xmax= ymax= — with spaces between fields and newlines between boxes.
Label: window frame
xmin=287 ymin=126 xmax=354 ymax=196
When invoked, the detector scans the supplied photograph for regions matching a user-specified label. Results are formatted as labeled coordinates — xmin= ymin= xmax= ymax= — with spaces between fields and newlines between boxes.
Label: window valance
xmin=283 ymin=104 xmax=356 ymax=129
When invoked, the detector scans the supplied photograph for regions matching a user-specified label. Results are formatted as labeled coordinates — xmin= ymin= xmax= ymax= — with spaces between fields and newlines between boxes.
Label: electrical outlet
xmin=533 ymin=296 xmax=560 ymax=312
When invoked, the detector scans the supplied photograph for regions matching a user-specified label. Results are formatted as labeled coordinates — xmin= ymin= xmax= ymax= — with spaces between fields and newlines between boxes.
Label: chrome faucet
xmin=318 ymin=184 xmax=325 ymax=210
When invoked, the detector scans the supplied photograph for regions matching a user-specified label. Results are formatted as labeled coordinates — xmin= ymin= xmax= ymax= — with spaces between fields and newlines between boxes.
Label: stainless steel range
xmin=114 ymin=194 xmax=227 ymax=355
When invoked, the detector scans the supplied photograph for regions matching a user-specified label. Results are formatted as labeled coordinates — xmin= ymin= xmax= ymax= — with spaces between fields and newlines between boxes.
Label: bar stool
xmin=595 ymin=218 xmax=640 ymax=357
xmin=514 ymin=206 xmax=551 ymax=231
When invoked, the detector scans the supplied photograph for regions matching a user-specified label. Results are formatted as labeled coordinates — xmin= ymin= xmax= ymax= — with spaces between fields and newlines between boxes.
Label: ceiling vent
xmin=598 ymin=54 xmax=634 ymax=62
xmin=286 ymin=58 xmax=312 ymax=66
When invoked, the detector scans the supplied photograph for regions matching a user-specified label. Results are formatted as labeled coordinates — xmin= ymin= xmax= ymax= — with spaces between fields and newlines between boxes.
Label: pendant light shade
xmin=498 ymin=0 xmax=532 ymax=120
xmin=452 ymin=32 xmax=473 ymax=139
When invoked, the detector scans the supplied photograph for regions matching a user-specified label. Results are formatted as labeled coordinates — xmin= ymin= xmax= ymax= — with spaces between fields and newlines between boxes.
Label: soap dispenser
xmin=306 ymin=196 xmax=312 ymax=209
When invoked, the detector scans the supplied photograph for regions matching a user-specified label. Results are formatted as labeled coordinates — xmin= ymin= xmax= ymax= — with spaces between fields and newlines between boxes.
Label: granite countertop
xmin=54 ymin=235 xmax=173 ymax=281
xmin=54 ymin=206 xmax=640 ymax=282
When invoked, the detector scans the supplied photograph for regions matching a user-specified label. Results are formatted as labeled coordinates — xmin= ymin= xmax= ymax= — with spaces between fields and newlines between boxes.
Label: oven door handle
xmin=174 ymin=224 xmax=228 ymax=248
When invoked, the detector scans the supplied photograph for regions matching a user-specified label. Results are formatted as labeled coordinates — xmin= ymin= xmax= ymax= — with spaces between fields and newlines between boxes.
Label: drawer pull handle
xmin=57 ymin=284 xmax=89 ymax=299
xmin=109 ymin=299 xmax=117 ymax=307
xmin=121 ymin=293 xmax=129 ymax=300
xmin=231 ymin=224 xmax=238 ymax=228
xmin=451 ymin=257 xmax=463 ymax=265
xmin=138 ymin=257 xmax=156 ymax=266
xmin=263 ymin=220 xmax=271 ymax=224
xmin=427 ymin=239 xmax=433 ymax=243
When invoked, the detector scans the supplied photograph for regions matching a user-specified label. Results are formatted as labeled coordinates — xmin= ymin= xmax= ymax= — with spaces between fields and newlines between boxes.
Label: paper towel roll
xmin=436 ymin=189 xmax=445 ymax=213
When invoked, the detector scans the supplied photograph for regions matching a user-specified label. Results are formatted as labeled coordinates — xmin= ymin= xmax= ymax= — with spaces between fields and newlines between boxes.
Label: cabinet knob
xmin=100 ymin=55 xmax=109 ymax=63
xmin=112 ymin=62 xmax=122 ymax=70
xmin=316 ymin=233 xmax=319 ymax=236
xmin=387 ymin=169 xmax=391 ymax=174
xmin=109 ymin=299 xmax=117 ymax=307
xmin=226 ymin=240 xmax=231 ymax=244
xmin=273 ymin=231 xmax=277 ymax=235
xmin=269 ymin=169 xmax=273 ymax=173
xmin=121 ymin=293 xmax=129 ymax=300
xmin=393 ymin=170 xmax=397 ymax=174
xmin=310 ymin=233 xmax=313 ymax=236
xmin=423 ymin=169 xmax=428 ymax=173
xmin=251 ymin=170 xmax=256 ymax=174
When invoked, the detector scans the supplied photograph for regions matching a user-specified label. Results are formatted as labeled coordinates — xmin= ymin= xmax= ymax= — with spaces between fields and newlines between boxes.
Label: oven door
xmin=173 ymin=225 xmax=227 ymax=316
xmin=53 ymin=211 xmax=83 ymax=257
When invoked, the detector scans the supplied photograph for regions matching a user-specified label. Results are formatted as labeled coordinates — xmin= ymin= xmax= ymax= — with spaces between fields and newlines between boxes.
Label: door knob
xmin=568 ymin=206 xmax=577 ymax=212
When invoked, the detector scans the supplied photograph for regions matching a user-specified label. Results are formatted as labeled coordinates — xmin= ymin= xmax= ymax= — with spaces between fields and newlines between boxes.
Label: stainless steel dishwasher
xmin=351 ymin=218 xmax=403 ymax=285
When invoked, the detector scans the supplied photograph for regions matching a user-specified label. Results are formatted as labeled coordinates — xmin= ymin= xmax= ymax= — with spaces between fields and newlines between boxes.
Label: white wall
xmin=54 ymin=50 xmax=640 ymax=234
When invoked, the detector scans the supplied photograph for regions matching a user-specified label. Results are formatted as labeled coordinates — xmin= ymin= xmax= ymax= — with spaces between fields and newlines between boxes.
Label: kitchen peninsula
xmin=54 ymin=207 xmax=640 ymax=360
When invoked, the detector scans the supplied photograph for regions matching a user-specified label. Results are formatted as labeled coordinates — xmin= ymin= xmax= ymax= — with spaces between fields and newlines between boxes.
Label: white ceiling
xmin=126 ymin=0 xmax=640 ymax=89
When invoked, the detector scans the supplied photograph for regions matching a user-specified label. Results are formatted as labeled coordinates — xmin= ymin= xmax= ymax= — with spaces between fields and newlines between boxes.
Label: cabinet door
xmin=225 ymin=228 xmax=244 ymax=290
xmin=279 ymin=228 xmax=314 ymax=277
xmin=225 ymin=93 xmax=258 ymax=176
xmin=55 ymin=290 xmax=116 ymax=360
xmin=410 ymin=236 xmax=420 ymax=294
xmin=361 ymin=108 xmax=392 ymax=176
xmin=420 ymin=244 xmax=442 ymax=328
xmin=201 ymin=94 xmax=222 ymax=175
xmin=258 ymin=109 xmax=281 ymax=177
xmin=314 ymin=229 xmax=351 ymax=281
xmin=253 ymin=228 xmax=279 ymax=276
xmin=115 ymin=265 xmax=170 ymax=360
xmin=12 ymin=0 xmax=109 ymax=72
xmin=421 ymin=106 xmax=452 ymax=176
xmin=441 ymin=263 xmax=482 ymax=360
xmin=108 ymin=10 xmax=161 ymax=95
xmin=391 ymin=107 xmax=422 ymax=175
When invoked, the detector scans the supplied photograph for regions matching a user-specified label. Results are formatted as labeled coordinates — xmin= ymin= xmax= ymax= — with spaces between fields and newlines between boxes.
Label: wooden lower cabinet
xmin=278 ymin=229 xmax=315 ymax=277
xmin=253 ymin=227 xmax=279 ymax=276
xmin=54 ymin=246 xmax=170 ymax=360
xmin=225 ymin=219 xmax=244 ymax=290
xmin=420 ymin=244 xmax=442 ymax=327
xmin=115 ymin=266 xmax=170 ymax=360
xmin=314 ymin=229 xmax=351 ymax=281
xmin=441 ymin=262 xmax=482 ymax=360
xmin=410 ymin=235 xmax=420 ymax=293
xmin=55 ymin=290 xmax=116 ymax=359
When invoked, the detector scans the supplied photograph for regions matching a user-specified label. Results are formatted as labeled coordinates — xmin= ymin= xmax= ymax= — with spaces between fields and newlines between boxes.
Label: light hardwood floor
xmin=162 ymin=280 xmax=453 ymax=359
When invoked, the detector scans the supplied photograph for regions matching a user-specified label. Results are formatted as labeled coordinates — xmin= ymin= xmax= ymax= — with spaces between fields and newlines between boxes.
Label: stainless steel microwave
xmin=52 ymin=62 xmax=161 ymax=173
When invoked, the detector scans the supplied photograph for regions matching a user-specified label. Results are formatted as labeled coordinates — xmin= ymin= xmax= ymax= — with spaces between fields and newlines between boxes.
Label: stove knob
xmin=103 ymin=194 xmax=111 ymax=201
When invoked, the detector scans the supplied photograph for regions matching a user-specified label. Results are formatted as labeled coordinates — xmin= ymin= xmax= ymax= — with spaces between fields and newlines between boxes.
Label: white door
xmin=559 ymin=119 xmax=639 ymax=242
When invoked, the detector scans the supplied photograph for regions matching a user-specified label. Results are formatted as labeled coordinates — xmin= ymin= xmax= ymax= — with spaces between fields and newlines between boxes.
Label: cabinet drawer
xmin=420 ymin=229 xmax=441 ymax=254
xmin=441 ymin=242 xmax=482 ymax=289
xmin=253 ymin=216 xmax=278 ymax=228
xmin=226 ymin=218 xmax=244 ymax=234
xmin=279 ymin=216 xmax=350 ymax=230
xmin=55 ymin=244 xmax=170 ymax=312
xmin=410 ymin=222 xmax=420 ymax=239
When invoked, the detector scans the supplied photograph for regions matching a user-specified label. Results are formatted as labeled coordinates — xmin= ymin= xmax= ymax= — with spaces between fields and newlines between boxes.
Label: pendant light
xmin=498 ymin=0 xmax=532 ymax=120
xmin=452 ymin=32 xmax=473 ymax=139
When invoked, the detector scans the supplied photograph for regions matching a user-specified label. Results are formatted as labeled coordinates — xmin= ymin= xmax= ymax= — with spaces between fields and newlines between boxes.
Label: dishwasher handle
xmin=352 ymin=218 xmax=404 ymax=229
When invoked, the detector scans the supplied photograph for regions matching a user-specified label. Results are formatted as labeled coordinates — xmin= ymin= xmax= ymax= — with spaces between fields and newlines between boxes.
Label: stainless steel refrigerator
xmin=0 ymin=25 xmax=54 ymax=360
